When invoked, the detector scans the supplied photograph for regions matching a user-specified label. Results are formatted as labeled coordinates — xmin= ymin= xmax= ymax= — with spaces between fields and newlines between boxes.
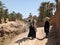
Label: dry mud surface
xmin=7 ymin=27 xmax=50 ymax=45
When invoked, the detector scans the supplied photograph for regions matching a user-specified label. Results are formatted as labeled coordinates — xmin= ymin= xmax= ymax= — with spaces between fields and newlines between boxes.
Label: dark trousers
xmin=28 ymin=26 xmax=36 ymax=38
xmin=44 ymin=28 xmax=49 ymax=37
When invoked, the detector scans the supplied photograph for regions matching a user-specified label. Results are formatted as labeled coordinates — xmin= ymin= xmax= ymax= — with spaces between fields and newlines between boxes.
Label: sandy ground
xmin=6 ymin=27 xmax=52 ymax=45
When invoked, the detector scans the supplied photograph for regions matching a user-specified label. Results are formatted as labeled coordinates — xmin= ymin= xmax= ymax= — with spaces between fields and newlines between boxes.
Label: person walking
xmin=27 ymin=13 xmax=37 ymax=39
xmin=44 ymin=20 xmax=50 ymax=38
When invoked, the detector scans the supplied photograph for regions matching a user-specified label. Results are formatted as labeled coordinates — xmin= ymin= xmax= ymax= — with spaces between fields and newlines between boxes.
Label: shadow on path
xmin=36 ymin=37 xmax=47 ymax=41
xmin=15 ymin=37 xmax=47 ymax=45
xmin=15 ymin=37 xmax=29 ymax=45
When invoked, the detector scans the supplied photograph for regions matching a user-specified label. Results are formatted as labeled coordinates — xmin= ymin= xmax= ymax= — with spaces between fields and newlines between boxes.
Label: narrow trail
xmin=6 ymin=27 xmax=52 ymax=45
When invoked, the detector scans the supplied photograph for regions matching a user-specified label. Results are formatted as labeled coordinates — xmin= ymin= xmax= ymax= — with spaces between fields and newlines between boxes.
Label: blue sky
xmin=0 ymin=0 xmax=55 ymax=18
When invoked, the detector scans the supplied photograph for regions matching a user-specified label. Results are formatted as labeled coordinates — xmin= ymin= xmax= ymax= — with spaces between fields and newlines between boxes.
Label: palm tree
xmin=15 ymin=13 xmax=23 ymax=20
xmin=38 ymin=2 xmax=55 ymax=22
xmin=0 ymin=1 xmax=6 ymax=23
xmin=55 ymin=0 xmax=58 ymax=3
xmin=0 ymin=1 xmax=5 ymax=8
xmin=9 ymin=11 xmax=16 ymax=21
xmin=0 ymin=1 xmax=6 ymax=13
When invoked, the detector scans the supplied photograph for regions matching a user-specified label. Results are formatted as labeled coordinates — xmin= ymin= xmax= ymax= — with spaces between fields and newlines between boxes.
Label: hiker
xmin=44 ymin=20 xmax=50 ymax=38
xmin=27 ymin=13 xmax=37 ymax=39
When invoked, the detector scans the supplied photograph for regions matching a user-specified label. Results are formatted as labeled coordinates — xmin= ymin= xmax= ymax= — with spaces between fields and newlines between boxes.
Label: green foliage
xmin=0 ymin=1 xmax=23 ymax=22
xmin=55 ymin=0 xmax=58 ymax=3
xmin=15 ymin=13 xmax=23 ymax=20
xmin=9 ymin=11 xmax=16 ymax=21
xmin=0 ymin=1 xmax=5 ymax=8
xmin=9 ymin=11 xmax=23 ymax=21
xmin=38 ymin=2 xmax=55 ymax=22
xmin=0 ymin=1 xmax=7 ymax=23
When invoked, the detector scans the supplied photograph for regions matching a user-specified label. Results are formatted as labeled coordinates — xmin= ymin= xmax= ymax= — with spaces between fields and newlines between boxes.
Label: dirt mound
xmin=0 ymin=21 xmax=26 ymax=45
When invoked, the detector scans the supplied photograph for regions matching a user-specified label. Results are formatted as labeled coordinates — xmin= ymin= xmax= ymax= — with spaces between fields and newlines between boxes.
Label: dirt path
xmin=6 ymin=27 xmax=52 ymax=45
